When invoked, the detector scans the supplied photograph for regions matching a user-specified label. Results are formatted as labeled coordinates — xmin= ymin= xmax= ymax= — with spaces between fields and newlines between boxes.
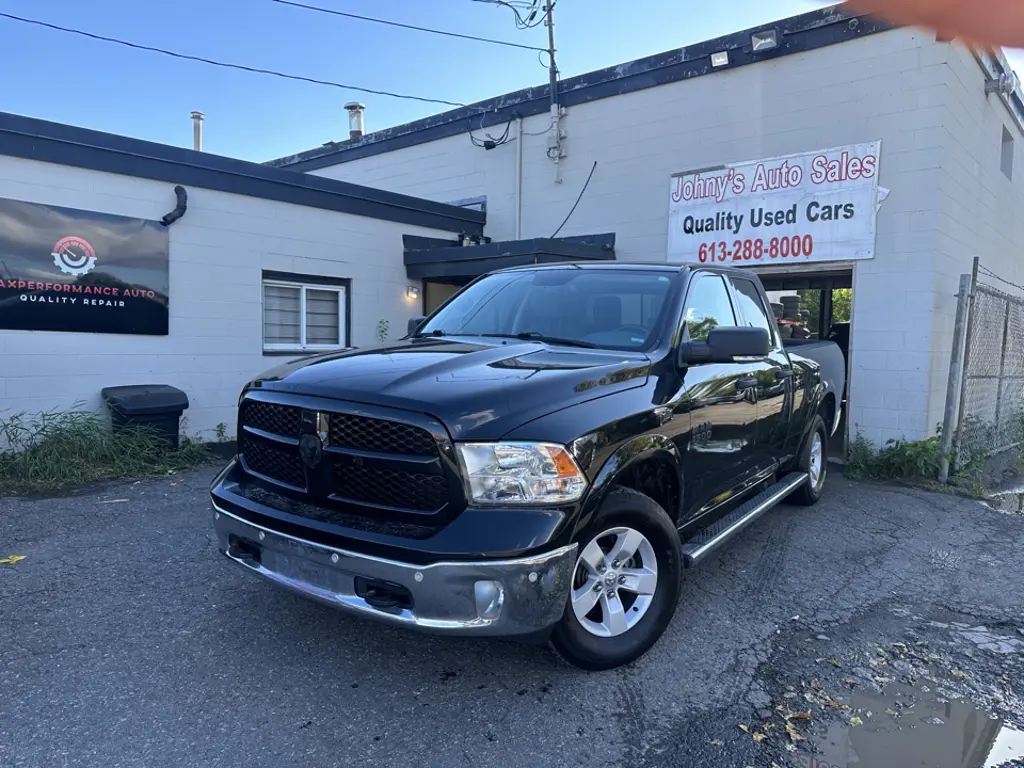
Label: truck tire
xmin=550 ymin=487 xmax=682 ymax=671
xmin=788 ymin=414 xmax=827 ymax=506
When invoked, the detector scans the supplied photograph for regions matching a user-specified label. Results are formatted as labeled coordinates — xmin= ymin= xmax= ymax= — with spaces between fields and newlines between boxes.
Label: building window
xmin=262 ymin=271 xmax=349 ymax=353
xmin=1001 ymin=126 xmax=1014 ymax=180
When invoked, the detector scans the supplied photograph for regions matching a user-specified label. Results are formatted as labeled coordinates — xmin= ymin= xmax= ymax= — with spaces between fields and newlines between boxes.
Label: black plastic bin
xmin=101 ymin=385 xmax=190 ymax=450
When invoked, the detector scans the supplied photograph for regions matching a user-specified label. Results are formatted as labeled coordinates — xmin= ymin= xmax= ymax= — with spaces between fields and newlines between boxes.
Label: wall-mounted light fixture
xmin=751 ymin=29 xmax=779 ymax=53
xmin=711 ymin=51 xmax=730 ymax=68
xmin=985 ymin=72 xmax=1018 ymax=96
xmin=406 ymin=286 xmax=421 ymax=301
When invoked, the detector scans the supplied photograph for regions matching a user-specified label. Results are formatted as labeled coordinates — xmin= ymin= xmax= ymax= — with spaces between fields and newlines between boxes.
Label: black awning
xmin=403 ymin=233 xmax=616 ymax=280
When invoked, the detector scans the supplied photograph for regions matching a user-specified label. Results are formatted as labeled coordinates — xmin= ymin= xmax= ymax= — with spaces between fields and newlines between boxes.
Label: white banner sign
xmin=667 ymin=142 xmax=881 ymax=266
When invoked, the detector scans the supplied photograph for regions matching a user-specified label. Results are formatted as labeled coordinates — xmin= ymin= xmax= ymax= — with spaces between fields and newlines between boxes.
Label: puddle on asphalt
xmin=985 ymin=488 xmax=1024 ymax=515
xmin=797 ymin=678 xmax=1024 ymax=768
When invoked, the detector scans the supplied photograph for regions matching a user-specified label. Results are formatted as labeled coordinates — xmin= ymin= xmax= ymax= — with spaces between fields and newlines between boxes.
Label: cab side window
xmin=682 ymin=275 xmax=736 ymax=342
xmin=730 ymin=278 xmax=779 ymax=348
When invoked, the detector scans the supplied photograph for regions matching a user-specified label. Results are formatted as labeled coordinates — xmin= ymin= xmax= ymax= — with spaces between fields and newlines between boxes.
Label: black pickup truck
xmin=211 ymin=263 xmax=845 ymax=670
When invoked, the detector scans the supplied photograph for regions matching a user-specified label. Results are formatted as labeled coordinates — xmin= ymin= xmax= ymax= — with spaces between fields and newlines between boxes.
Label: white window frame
xmin=262 ymin=278 xmax=348 ymax=353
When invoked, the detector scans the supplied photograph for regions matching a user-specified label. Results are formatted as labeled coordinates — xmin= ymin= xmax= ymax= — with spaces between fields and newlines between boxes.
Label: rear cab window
xmin=729 ymin=277 xmax=781 ymax=349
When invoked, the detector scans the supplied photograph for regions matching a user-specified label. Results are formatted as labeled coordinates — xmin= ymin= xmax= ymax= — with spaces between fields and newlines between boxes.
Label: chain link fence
xmin=954 ymin=276 xmax=1024 ymax=471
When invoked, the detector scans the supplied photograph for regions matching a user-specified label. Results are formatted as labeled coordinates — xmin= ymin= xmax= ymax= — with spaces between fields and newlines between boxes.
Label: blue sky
xmin=2 ymin=0 xmax=1023 ymax=163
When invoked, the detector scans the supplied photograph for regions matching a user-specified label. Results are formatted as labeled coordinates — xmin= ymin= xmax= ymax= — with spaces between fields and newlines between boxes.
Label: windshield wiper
xmin=413 ymin=329 xmax=447 ymax=337
xmin=481 ymin=332 xmax=598 ymax=349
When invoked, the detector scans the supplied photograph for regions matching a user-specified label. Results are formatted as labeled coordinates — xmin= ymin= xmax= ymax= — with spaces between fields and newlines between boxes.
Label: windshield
xmin=417 ymin=268 xmax=676 ymax=351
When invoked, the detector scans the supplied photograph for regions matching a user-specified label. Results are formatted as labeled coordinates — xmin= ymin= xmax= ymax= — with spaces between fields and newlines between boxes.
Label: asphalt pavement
xmin=2 ymin=468 xmax=1022 ymax=768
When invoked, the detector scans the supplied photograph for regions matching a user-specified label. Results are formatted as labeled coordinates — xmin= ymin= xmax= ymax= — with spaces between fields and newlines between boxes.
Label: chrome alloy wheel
xmin=809 ymin=431 xmax=825 ymax=491
xmin=570 ymin=526 xmax=658 ymax=638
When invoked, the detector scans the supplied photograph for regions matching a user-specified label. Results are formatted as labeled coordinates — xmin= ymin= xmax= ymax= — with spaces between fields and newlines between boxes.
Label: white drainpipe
xmin=514 ymin=116 xmax=524 ymax=239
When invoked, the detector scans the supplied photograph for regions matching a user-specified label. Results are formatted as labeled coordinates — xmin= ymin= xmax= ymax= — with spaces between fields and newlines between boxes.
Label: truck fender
xmin=797 ymin=380 xmax=829 ymax=453
xmin=573 ymin=434 xmax=684 ymax=539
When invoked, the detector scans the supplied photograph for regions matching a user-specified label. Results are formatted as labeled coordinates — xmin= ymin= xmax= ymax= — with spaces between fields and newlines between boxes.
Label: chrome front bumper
xmin=213 ymin=505 xmax=576 ymax=637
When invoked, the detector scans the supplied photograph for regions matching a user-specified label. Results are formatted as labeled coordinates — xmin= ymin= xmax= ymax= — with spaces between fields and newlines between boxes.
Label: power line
xmin=472 ymin=0 xmax=561 ymax=166
xmin=0 ymin=11 xmax=470 ymax=108
xmin=469 ymin=114 xmax=515 ymax=148
xmin=551 ymin=161 xmax=597 ymax=238
xmin=271 ymin=0 xmax=546 ymax=52
xmin=471 ymin=0 xmax=547 ymax=30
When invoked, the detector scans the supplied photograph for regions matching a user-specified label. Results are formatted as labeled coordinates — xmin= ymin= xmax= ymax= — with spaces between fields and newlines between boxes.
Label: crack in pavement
xmin=2 ymin=472 xmax=1023 ymax=767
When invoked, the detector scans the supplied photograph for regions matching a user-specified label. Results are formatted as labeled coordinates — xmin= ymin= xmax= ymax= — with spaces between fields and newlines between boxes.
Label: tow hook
xmin=227 ymin=537 xmax=261 ymax=562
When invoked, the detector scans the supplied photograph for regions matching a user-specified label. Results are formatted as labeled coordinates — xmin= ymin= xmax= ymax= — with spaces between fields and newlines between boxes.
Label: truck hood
xmin=248 ymin=337 xmax=651 ymax=441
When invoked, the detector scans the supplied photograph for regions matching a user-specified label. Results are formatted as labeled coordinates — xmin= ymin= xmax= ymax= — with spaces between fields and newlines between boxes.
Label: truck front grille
xmin=242 ymin=400 xmax=302 ymax=438
xmin=237 ymin=397 xmax=452 ymax=518
xmin=331 ymin=464 xmax=448 ymax=511
xmin=328 ymin=412 xmax=438 ymax=456
xmin=240 ymin=432 xmax=306 ymax=489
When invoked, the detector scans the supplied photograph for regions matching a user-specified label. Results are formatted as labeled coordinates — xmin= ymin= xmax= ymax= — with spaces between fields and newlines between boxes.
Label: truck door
xmin=727 ymin=275 xmax=794 ymax=472
xmin=676 ymin=273 xmax=762 ymax=517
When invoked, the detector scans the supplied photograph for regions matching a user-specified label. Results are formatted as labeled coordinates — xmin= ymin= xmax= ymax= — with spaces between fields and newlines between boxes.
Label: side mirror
xmin=679 ymin=326 xmax=770 ymax=365
xmin=407 ymin=316 xmax=427 ymax=336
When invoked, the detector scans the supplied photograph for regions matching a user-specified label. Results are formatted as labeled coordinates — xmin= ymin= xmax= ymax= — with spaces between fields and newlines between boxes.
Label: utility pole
xmin=544 ymin=1 xmax=565 ymax=183
xmin=545 ymin=1 xmax=558 ymax=111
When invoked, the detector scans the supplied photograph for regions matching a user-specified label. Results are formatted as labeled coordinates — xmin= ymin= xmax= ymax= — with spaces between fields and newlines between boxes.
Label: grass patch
xmin=845 ymin=433 xmax=944 ymax=481
xmin=0 ymin=406 xmax=211 ymax=495
xmin=844 ymin=429 xmax=987 ymax=497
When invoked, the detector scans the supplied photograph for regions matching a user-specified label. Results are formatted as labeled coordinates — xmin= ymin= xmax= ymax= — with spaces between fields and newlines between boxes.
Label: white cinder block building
xmin=6 ymin=6 xmax=1022 ymax=452
xmin=0 ymin=112 xmax=484 ymax=438
xmin=269 ymin=6 xmax=1024 ymax=450
xmin=268 ymin=4 xmax=1024 ymax=450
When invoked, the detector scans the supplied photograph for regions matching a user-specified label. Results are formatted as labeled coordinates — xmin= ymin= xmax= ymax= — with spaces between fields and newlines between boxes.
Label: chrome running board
xmin=681 ymin=472 xmax=809 ymax=568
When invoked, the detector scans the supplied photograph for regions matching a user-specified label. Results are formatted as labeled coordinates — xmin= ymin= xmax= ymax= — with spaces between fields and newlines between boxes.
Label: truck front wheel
xmin=550 ymin=487 xmax=682 ymax=671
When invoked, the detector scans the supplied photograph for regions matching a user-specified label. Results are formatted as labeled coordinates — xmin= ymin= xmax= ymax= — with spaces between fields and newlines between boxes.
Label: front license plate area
xmin=261 ymin=548 xmax=350 ymax=594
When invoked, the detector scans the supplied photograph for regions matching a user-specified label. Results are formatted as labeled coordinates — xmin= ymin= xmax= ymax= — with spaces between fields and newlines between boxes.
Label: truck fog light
xmin=474 ymin=580 xmax=505 ymax=621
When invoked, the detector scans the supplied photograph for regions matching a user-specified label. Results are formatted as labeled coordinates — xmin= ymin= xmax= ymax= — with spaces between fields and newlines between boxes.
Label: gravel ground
xmin=1 ymin=469 xmax=1022 ymax=767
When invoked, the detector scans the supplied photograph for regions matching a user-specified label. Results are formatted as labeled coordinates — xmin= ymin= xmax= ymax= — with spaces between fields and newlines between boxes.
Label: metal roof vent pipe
xmin=345 ymin=102 xmax=366 ymax=140
xmin=191 ymin=111 xmax=204 ymax=151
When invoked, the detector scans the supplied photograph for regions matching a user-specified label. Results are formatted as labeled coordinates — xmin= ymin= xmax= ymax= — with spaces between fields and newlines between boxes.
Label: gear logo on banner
xmin=51 ymin=235 xmax=97 ymax=277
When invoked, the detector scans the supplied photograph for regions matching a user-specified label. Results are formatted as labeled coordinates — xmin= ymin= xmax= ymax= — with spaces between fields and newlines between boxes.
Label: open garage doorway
xmin=758 ymin=269 xmax=853 ymax=463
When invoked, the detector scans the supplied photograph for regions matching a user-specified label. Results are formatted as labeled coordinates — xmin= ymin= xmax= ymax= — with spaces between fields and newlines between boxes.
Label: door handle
xmin=776 ymin=368 xmax=794 ymax=380
xmin=735 ymin=376 xmax=758 ymax=391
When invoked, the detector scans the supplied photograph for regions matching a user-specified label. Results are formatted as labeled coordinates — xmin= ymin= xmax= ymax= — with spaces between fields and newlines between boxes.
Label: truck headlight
xmin=456 ymin=442 xmax=588 ymax=505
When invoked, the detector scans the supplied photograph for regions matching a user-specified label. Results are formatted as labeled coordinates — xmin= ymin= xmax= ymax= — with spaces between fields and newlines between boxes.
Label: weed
xmin=844 ymin=433 xmax=879 ymax=480
xmin=0 ymin=406 xmax=210 ymax=495
xmin=215 ymin=422 xmax=228 ymax=442
xmin=376 ymin=318 xmax=390 ymax=344
xmin=875 ymin=435 xmax=944 ymax=479
xmin=845 ymin=429 xmax=949 ymax=483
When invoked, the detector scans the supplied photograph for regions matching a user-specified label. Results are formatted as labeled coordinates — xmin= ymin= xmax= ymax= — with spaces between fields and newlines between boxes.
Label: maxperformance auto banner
xmin=0 ymin=198 xmax=169 ymax=335
xmin=667 ymin=142 xmax=882 ymax=266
